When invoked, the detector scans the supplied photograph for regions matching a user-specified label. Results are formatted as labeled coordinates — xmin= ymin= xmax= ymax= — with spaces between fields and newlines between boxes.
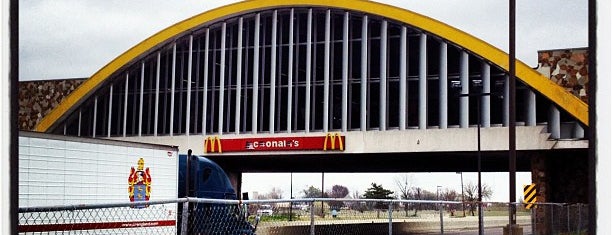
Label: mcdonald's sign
xmin=523 ymin=183 xmax=537 ymax=209
xmin=204 ymin=136 xmax=223 ymax=153
xmin=323 ymin=133 xmax=344 ymax=151
xmin=202 ymin=134 xmax=345 ymax=153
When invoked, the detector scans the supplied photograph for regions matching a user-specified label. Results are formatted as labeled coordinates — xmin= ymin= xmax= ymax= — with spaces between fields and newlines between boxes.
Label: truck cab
xmin=177 ymin=152 xmax=255 ymax=234
xmin=178 ymin=153 xmax=236 ymax=199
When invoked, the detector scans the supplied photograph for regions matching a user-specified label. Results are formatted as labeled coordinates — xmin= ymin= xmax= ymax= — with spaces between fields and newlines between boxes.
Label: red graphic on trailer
xmin=128 ymin=158 xmax=151 ymax=204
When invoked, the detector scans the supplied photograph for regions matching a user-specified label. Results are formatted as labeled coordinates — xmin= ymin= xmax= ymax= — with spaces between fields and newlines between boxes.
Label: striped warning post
xmin=523 ymin=183 xmax=537 ymax=209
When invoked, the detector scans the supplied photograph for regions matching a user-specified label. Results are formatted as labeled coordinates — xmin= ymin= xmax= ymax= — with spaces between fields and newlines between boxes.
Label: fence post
xmin=566 ymin=204 xmax=570 ymax=233
xmin=310 ymin=201 xmax=315 ymax=235
xmin=180 ymin=201 xmax=190 ymax=235
xmin=531 ymin=205 xmax=535 ymax=235
xmin=388 ymin=202 xmax=393 ymax=235
xmin=578 ymin=204 xmax=582 ymax=232
xmin=550 ymin=204 xmax=555 ymax=234
xmin=439 ymin=202 xmax=444 ymax=234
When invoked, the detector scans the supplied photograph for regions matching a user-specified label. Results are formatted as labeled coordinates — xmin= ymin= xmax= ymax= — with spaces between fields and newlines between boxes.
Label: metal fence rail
xmin=18 ymin=198 xmax=588 ymax=235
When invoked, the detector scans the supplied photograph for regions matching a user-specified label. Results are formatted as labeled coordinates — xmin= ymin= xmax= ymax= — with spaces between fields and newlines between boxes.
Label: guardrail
xmin=18 ymin=198 xmax=588 ymax=234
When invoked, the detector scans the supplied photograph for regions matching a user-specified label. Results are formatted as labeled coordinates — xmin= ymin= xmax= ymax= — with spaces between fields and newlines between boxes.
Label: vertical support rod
xmin=305 ymin=9 xmax=312 ymax=132
xmin=235 ymin=18 xmax=243 ymax=134
xmin=360 ymin=15 xmax=368 ymax=131
xmin=154 ymin=52 xmax=160 ymax=136
xmin=478 ymin=97 xmax=483 ymax=235
xmin=482 ymin=63 xmax=491 ymax=127
xmin=526 ymin=90 xmax=536 ymax=126
xmin=399 ymin=26 xmax=407 ymax=130
xmin=504 ymin=75 xmax=510 ymax=127
xmin=439 ymin=202 xmax=444 ymax=234
xmin=550 ymin=106 xmax=561 ymax=139
xmin=310 ymin=201 xmax=315 ymax=235
xmin=418 ymin=34 xmax=427 ymax=130
xmin=270 ymin=11 xmax=278 ymax=133
xmin=78 ymin=110 xmax=81 ymax=136
xmin=180 ymin=201 xmax=189 ymax=235
xmin=509 ymin=0 xmax=518 ymax=228
xmin=388 ymin=203 xmax=393 ymax=235
xmin=186 ymin=35 xmax=193 ymax=136
xmin=287 ymin=10 xmax=294 ymax=132
xmin=439 ymin=42 xmax=448 ymax=129
xmin=169 ymin=44 xmax=177 ymax=136
xmin=107 ymin=84 xmax=113 ymax=137
xmin=219 ymin=24 xmax=226 ymax=135
xmin=123 ymin=73 xmax=129 ymax=137
xmin=341 ymin=11 xmax=349 ymax=132
xmin=379 ymin=20 xmax=387 ymax=131
xmin=460 ymin=51 xmax=469 ymax=128
xmin=202 ymin=29 xmax=210 ymax=135
xmin=139 ymin=62 xmax=145 ymax=136
xmin=252 ymin=14 xmax=260 ymax=134
xmin=92 ymin=96 xmax=97 ymax=138
xmin=323 ymin=9 xmax=330 ymax=133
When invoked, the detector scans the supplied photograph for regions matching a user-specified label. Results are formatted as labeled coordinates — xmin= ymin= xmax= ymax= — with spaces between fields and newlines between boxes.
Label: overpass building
xmin=31 ymin=0 xmax=589 ymax=217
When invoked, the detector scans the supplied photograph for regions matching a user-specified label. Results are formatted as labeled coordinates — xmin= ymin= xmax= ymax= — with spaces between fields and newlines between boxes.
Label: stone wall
xmin=18 ymin=79 xmax=85 ymax=131
xmin=536 ymin=48 xmax=589 ymax=103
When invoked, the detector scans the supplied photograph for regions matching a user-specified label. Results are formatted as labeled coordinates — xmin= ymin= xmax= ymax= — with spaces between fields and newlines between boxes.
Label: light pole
xmin=290 ymin=172 xmax=293 ymax=221
xmin=437 ymin=185 xmax=443 ymax=234
xmin=458 ymin=84 xmax=490 ymax=235
xmin=457 ymin=172 xmax=465 ymax=217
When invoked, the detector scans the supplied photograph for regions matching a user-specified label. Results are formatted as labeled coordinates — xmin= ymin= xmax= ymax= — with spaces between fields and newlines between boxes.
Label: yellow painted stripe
xmin=35 ymin=0 xmax=588 ymax=132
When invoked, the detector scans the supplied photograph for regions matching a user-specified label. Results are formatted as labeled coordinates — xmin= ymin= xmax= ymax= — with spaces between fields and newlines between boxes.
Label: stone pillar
xmin=531 ymin=154 xmax=550 ymax=235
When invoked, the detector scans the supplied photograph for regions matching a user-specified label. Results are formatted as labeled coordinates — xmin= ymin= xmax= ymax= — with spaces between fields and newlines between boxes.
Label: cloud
xmin=19 ymin=0 xmax=587 ymax=80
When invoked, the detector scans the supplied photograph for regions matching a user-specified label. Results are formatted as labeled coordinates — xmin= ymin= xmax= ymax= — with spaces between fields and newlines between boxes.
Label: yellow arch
xmin=35 ymin=0 xmax=588 ymax=132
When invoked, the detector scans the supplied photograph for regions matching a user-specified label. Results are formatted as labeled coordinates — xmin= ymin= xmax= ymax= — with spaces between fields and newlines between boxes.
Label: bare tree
xmin=463 ymin=182 xmax=493 ymax=216
xmin=394 ymin=174 xmax=414 ymax=216
xmin=440 ymin=188 xmax=460 ymax=216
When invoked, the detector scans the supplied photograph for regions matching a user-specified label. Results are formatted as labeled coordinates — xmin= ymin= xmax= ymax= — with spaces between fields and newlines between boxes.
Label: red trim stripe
xmin=19 ymin=220 xmax=176 ymax=232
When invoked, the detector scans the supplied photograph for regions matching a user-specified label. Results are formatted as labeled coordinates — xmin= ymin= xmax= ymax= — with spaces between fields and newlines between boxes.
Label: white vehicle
xmin=257 ymin=204 xmax=274 ymax=215
xmin=18 ymin=131 xmax=179 ymax=233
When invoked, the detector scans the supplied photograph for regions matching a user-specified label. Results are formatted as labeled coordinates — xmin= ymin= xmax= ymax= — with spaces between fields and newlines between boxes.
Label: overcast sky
xmin=18 ymin=0 xmax=586 ymax=202
xmin=19 ymin=0 xmax=587 ymax=81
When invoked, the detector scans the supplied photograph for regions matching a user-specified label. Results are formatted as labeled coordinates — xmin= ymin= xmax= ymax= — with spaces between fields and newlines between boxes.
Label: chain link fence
xmin=18 ymin=198 xmax=588 ymax=235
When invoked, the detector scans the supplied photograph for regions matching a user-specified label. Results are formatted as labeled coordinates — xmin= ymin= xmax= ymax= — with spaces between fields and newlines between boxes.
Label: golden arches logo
xmin=204 ymin=136 xmax=223 ymax=153
xmin=323 ymin=133 xmax=344 ymax=151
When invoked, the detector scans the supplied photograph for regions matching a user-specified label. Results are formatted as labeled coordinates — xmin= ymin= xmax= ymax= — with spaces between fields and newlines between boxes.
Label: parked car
xmin=257 ymin=204 xmax=274 ymax=215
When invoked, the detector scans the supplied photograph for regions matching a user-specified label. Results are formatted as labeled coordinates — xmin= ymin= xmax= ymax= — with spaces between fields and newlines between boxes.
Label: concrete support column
xmin=235 ymin=18 xmax=243 ymax=134
xmin=360 ymin=15 xmax=368 ymax=131
xmin=341 ymin=11 xmax=349 ymax=132
xmin=459 ymin=51 xmax=469 ymax=128
xmin=573 ymin=123 xmax=584 ymax=139
xmin=252 ymin=14 xmax=260 ymax=134
xmin=202 ymin=29 xmax=210 ymax=135
xmin=379 ymin=20 xmax=388 ymax=131
xmin=549 ymin=105 xmax=561 ymax=139
xmin=504 ymin=75 xmax=510 ymax=127
xmin=418 ymin=34 xmax=427 ymax=130
xmin=439 ymin=42 xmax=448 ymax=129
xmin=186 ymin=35 xmax=193 ymax=135
xmin=219 ymin=25 xmax=226 ymax=135
xmin=305 ymin=10 xmax=312 ymax=132
xmin=323 ymin=10 xmax=331 ymax=133
xmin=526 ymin=90 xmax=536 ymax=126
xmin=399 ymin=26 xmax=407 ymax=130
xmin=481 ymin=62 xmax=491 ymax=128
xmin=269 ymin=11 xmax=278 ymax=133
